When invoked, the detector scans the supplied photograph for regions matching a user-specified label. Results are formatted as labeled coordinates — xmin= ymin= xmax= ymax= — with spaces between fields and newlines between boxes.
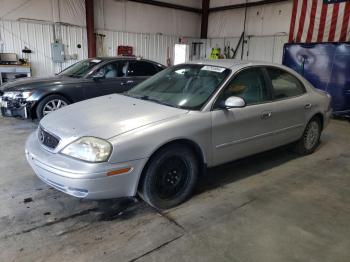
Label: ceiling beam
xmin=209 ymin=0 xmax=290 ymax=12
xmin=128 ymin=0 xmax=202 ymax=14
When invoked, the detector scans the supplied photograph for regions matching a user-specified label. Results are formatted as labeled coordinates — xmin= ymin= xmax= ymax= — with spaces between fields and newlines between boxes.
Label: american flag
xmin=289 ymin=0 xmax=350 ymax=43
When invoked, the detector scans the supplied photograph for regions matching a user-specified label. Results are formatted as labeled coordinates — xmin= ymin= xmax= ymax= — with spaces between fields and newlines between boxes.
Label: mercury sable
xmin=25 ymin=60 xmax=332 ymax=209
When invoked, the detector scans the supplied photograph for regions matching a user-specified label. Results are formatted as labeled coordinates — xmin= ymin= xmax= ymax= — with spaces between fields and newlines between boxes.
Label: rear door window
xmin=266 ymin=68 xmax=306 ymax=99
xmin=127 ymin=61 xmax=158 ymax=76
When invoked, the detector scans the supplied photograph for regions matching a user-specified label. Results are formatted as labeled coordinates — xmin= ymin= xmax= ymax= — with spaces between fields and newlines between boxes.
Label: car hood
xmin=0 ymin=75 xmax=76 ymax=92
xmin=40 ymin=94 xmax=189 ymax=143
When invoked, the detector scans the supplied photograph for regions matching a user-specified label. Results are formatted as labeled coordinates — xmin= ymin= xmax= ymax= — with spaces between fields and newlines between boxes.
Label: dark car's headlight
xmin=3 ymin=91 xmax=33 ymax=100
xmin=61 ymin=137 xmax=112 ymax=162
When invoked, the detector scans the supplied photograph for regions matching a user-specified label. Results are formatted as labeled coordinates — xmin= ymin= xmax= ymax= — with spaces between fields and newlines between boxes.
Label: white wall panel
xmin=0 ymin=0 xmax=86 ymax=26
xmin=204 ymin=35 xmax=288 ymax=63
xmin=246 ymin=2 xmax=293 ymax=36
xmin=206 ymin=37 xmax=243 ymax=59
xmin=60 ymin=25 xmax=88 ymax=70
xmin=94 ymin=0 xmax=201 ymax=37
xmin=96 ymin=29 xmax=180 ymax=66
xmin=0 ymin=20 xmax=88 ymax=76
xmin=208 ymin=9 xmax=245 ymax=38
xmin=1 ymin=0 xmax=200 ymax=36
xmin=208 ymin=1 xmax=292 ymax=38
xmin=0 ymin=20 xmax=55 ymax=76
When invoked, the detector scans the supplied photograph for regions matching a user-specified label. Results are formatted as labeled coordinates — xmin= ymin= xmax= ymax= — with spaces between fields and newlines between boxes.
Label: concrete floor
xmin=0 ymin=116 xmax=349 ymax=262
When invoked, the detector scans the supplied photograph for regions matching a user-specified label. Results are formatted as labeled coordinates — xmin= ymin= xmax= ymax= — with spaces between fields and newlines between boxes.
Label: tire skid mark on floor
xmin=155 ymin=209 xmax=185 ymax=231
xmin=2 ymin=207 xmax=99 ymax=239
xmin=128 ymin=234 xmax=184 ymax=262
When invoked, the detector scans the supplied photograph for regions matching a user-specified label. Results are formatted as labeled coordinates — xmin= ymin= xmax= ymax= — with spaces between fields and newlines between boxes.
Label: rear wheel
xmin=138 ymin=145 xmax=199 ymax=209
xmin=36 ymin=95 xmax=69 ymax=119
xmin=294 ymin=117 xmax=321 ymax=155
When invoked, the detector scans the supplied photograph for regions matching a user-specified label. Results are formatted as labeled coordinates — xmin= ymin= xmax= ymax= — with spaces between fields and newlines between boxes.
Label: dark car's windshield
xmin=58 ymin=59 xmax=102 ymax=78
xmin=125 ymin=64 xmax=230 ymax=110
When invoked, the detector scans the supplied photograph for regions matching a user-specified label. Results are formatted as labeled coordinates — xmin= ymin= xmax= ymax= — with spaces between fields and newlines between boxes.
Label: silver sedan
xmin=25 ymin=60 xmax=332 ymax=209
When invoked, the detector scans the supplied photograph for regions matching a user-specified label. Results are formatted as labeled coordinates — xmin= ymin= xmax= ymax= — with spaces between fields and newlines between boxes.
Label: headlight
xmin=3 ymin=91 xmax=20 ymax=99
xmin=61 ymin=137 xmax=112 ymax=162
xmin=3 ymin=91 xmax=33 ymax=99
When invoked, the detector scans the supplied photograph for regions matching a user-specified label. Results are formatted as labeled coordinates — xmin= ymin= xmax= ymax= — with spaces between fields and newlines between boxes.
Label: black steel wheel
xmin=138 ymin=144 xmax=199 ymax=209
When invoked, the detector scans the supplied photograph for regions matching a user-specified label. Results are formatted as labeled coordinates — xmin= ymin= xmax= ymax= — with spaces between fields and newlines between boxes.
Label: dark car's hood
xmin=0 ymin=75 xmax=78 ymax=92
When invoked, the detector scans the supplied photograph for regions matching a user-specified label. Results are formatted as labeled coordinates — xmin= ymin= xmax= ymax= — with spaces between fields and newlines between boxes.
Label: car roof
xmin=94 ymin=56 xmax=138 ymax=61
xmin=188 ymin=59 xmax=286 ymax=71
xmin=91 ymin=56 xmax=166 ymax=66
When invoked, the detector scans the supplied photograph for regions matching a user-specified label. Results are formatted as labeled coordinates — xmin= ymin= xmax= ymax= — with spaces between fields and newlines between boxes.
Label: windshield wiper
xmin=138 ymin=95 xmax=175 ymax=108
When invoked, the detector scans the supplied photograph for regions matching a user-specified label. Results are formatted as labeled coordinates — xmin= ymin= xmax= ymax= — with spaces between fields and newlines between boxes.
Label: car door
xmin=85 ymin=60 xmax=129 ymax=99
xmin=211 ymin=67 xmax=277 ymax=166
xmin=126 ymin=60 xmax=160 ymax=87
xmin=265 ymin=67 xmax=310 ymax=146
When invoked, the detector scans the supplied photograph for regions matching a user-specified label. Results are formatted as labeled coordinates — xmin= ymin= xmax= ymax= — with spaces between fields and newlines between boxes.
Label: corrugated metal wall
xmin=96 ymin=29 xmax=180 ymax=66
xmin=0 ymin=20 xmax=55 ymax=76
xmin=246 ymin=35 xmax=289 ymax=63
xmin=0 ymin=20 xmax=87 ymax=77
xmin=0 ymin=20 xmax=288 ymax=77
xmin=206 ymin=35 xmax=289 ymax=63
xmin=59 ymin=24 xmax=88 ymax=71
xmin=0 ymin=19 xmax=189 ymax=76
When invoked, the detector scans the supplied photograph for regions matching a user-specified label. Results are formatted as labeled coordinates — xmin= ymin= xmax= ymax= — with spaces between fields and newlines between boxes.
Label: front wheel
xmin=138 ymin=145 xmax=199 ymax=209
xmin=36 ymin=95 xmax=69 ymax=119
xmin=294 ymin=117 xmax=321 ymax=155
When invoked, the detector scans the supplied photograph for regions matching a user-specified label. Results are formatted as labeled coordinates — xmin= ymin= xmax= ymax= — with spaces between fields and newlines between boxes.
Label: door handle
xmin=304 ymin=103 xmax=312 ymax=109
xmin=261 ymin=111 xmax=272 ymax=119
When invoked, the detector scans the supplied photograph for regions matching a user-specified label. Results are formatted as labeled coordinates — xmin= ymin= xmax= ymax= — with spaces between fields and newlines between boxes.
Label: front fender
xmin=108 ymin=111 xmax=213 ymax=166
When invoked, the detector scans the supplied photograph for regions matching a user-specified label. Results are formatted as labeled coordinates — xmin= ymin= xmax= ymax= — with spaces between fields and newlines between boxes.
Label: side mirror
xmin=92 ymin=71 xmax=105 ymax=80
xmin=221 ymin=96 xmax=246 ymax=109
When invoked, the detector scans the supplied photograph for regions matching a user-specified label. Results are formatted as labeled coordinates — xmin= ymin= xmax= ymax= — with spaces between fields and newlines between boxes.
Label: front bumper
xmin=25 ymin=132 xmax=147 ymax=199
xmin=0 ymin=96 xmax=34 ymax=118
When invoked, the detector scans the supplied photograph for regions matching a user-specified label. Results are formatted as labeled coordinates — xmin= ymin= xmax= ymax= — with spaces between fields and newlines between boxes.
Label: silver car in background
xmin=25 ymin=60 xmax=332 ymax=209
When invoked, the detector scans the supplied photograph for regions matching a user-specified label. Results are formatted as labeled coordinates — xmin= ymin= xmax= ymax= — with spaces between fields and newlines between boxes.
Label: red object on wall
xmin=117 ymin=46 xmax=133 ymax=56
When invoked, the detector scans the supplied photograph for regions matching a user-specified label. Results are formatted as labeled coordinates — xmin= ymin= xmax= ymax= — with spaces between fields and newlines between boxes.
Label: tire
xmin=294 ymin=117 xmax=322 ymax=155
xmin=138 ymin=145 xmax=199 ymax=209
xmin=36 ymin=95 xmax=70 ymax=119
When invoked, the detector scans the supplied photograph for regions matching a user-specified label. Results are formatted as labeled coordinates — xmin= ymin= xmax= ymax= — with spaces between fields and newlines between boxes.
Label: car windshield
xmin=58 ymin=59 xmax=102 ymax=78
xmin=125 ymin=64 xmax=231 ymax=110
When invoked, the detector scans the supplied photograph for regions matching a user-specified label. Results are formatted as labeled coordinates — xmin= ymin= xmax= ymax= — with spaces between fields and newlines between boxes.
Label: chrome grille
xmin=38 ymin=126 xmax=60 ymax=149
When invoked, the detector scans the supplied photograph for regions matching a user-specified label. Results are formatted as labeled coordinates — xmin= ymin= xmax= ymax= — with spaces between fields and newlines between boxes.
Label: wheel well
xmin=31 ymin=93 xmax=72 ymax=118
xmin=137 ymin=139 xmax=207 ymax=190
xmin=312 ymin=113 xmax=324 ymax=130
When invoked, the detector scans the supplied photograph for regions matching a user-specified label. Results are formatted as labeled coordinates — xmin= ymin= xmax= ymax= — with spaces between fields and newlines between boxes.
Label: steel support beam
xmin=209 ymin=0 xmax=289 ymax=12
xmin=201 ymin=0 xmax=210 ymax=39
xmin=128 ymin=0 xmax=201 ymax=14
xmin=85 ymin=0 xmax=96 ymax=58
